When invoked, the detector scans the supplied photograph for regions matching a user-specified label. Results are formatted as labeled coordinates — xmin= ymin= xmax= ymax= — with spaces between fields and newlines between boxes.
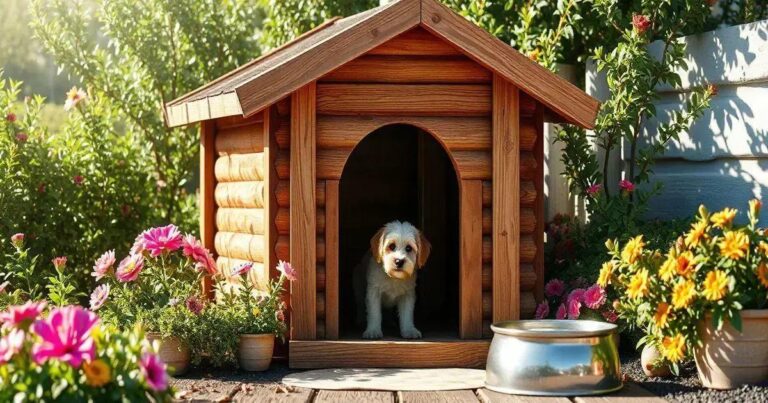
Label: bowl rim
xmin=490 ymin=320 xmax=617 ymax=338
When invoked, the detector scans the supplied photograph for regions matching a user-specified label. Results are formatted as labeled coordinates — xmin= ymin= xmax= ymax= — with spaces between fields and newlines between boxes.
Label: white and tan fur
xmin=354 ymin=221 xmax=431 ymax=339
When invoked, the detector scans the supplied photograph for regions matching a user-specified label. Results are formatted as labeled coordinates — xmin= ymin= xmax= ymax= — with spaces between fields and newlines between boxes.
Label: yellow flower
xmin=719 ymin=231 xmax=750 ymax=260
xmin=659 ymin=256 xmax=677 ymax=282
xmin=672 ymin=280 xmax=696 ymax=310
xmin=661 ymin=334 xmax=686 ymax=363
xmin=251 ymin=306 xmax=261 ymax=317
xmin=749 ymin=199 xmax=762 ymax=218
xmin=758 ymin=263 xmax=768 ymax=288
xmin=685 ymin=219 xmax=708 ymax=248
xmin=711 ymin=208 xmax=737 ymax=229
xmin=758 ymin=241 xmax=768 ymax=257
xmin=626 ymin=268 xmax=650 ymax=300
xmin=653 ymin=302 xmax=671 ymax=329
xmin=621 ymin=235 xmax=645 ymax=264
xmin=83 ymin=359 xmax=111 ymax=387
xmin=702 ymin=270 xmax=729 ymax=301
xmin=597 ymin=262 xmax=613 ymax=287
xmin=675 ymin=251 xmax=695 ymax=278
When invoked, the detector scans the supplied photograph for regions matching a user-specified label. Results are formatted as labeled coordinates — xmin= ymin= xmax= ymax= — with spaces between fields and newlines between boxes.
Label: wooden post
xmin=200 ymin=121 xmax=216 ymax=299
xmin=290 ymin=82 xmax=317 ymax=340
xmin=264 ymin=107 xmax=279 ymax=280
xmin=460 ymin=180 xmax=483 ymax=338
xmin=325 ymin=180 xmax=340 ymax=339
xmin=491 ymin=74 xmax=520 ymax=322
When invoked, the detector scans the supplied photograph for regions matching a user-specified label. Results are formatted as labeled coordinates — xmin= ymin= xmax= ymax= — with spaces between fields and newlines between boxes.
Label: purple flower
xmin=185 ymin=296 xmax=205 ymax=315
xmin=231 ymin=262 xmax=253 ymax=277
xmin=544 ymin=279 xmax=565 ymax=298
xmin=89 ymin=284 xmax=110 ymax=311
xmin=140 ymin=353 xmax=169 ymax=391
xmin=277 ymin=260 xmax=297 ymax=281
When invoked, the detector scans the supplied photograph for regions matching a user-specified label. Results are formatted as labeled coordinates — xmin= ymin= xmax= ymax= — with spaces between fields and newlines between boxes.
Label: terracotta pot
xmin=238 ymin=334 xmax=275 ymax=371
xmin=695 ymin=309 xmax=768 ymax=389
xmin=640 ymin=345 xmax=671 ymax=377
xmin=146 ymin=332 xmax=191 ymax=375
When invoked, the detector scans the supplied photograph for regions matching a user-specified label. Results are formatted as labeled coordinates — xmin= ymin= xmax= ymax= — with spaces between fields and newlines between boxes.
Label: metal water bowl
xmin=485 ymin=320 xmax=622 ymax=396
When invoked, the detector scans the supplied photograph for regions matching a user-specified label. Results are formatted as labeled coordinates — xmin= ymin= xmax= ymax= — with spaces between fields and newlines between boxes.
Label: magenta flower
xmin=15 ymin=133 xmax=27 ymax=143
xmin=73 ymin=175 xmax=84 ymax=186
xmin=231 ymin=262 xmax=253 ymax=277
xmin=567 ymin=297 xmax=582 ymax=319
xmin=185 ymin=296 xmax=205 ymax=315
xmin=534 ymin=301 xmax=550 ymax=319
xmin=141 ymin=224 xmax=183 ymax=257
xmin=116 ymin=254 xmax=144 ymax=282
xmin=568 ymin=288 xmax=586 ymax=304
xmin=0 ymin=329 xmax=25 ymax=364
xmin=602 ymin=309 xmax=618 ymax=323
xmin=555 ymin=303 xmax=567 ymax=320
xmin=544 ymin=279 xmax=565 ymax=298
xmin=89 ymin=284 xmax=110 ymax=311
xmin=619 ymin=179 xmax=635 ymax=193
xmin=277 ymin=260 xmax=297 ymax=282
xmin=586 ymin=183 xmax=602 ymax=197
xmin=52 ymin=256 xmax=67 ymax=271
xmin=32 ymin=306 xmax=98 ymax=367
xmin=0 ymin=301 xmax=47 ymax=329
xmin=140 ymin=353 xmax=169 ymax=391
xmin=583 ymin=285 xmax=607 ymax=309
xmin=92 ymin=250 xmax=116 ymax=281
xmin=181 ymin=234 xmax=216 ymax=274
xmin=10 ymin=233 xmax=24 ymax=249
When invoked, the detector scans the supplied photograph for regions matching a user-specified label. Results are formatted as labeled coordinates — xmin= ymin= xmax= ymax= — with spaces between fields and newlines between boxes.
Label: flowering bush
xmin=0 ymin=303 xmax=173 ymax=401
xmin=536 ymin=277 xmax=617 ymax=324
xmin=601 ymin=200 xmax=768 ymax=373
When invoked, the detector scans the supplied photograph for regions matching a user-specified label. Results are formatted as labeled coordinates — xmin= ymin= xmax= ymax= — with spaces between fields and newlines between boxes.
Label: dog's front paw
xmin=362 ymin=328 xmax=383 ymax=339
xmin=400 ymin=327 xmax=422 ymax=339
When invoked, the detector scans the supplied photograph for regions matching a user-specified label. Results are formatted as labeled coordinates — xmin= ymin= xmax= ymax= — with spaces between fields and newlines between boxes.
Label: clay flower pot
xmin=640 ymin=344 xmax=671 ymax=377
xmin=695 ymin=310 xmax=768 ymax=389
xmin=146 ymin=332 xmax=191 ymax=375
xmin=238 ymin=334 xmax=275 ymax=371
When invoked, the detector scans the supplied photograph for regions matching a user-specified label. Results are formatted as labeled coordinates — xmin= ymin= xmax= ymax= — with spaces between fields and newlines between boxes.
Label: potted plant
xmin=92 ymin=224 xmax=216 ymax=375
xmin=216 ymin=260 xmax=294 ymax=371
xmin=602 ymin=199 xmax=768 ymax=389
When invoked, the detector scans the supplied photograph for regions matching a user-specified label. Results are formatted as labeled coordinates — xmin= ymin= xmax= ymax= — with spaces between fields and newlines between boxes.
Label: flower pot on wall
xmin=146 ymin=332 xmax=191 ymax=375
xmin=695 ymin=310 xmax=768 ymax=389
xmin=238 ymin=334 xmax=274 ymax=371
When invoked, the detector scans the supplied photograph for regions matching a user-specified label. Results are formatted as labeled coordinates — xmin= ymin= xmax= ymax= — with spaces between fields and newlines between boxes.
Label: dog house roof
xmin=164 ymin=0 xmax=600 ymax=129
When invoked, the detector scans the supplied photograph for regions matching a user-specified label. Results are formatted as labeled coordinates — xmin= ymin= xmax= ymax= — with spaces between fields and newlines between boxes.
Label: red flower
xmin=37 ymin=183 xmax=46 ymax=193
xmin=619 ymin=180 xmax=635 ymax=193
xmin=5 ymin=113 xmax=16 ymax=123
xmin=15 ymin=133 xmax=27 ymax=143
xmin=52 ymin=256 xmax=67 ymax=271
xmin=708 ymin=84 xmax=718 ymax=96
xmin=632 ymin=14 xmax=651 ymax=34
xmin=73 ymin=175 xmax=84 ymax=186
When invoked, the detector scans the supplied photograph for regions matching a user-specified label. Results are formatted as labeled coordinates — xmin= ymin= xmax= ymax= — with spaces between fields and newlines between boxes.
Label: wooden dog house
xmin=164 ymin=0 xmax=599 ymax=368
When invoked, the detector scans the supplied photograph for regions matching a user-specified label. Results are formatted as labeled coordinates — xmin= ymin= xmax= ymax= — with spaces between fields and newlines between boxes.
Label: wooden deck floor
xmin=171 ymin=381 xmax=667 ymax=402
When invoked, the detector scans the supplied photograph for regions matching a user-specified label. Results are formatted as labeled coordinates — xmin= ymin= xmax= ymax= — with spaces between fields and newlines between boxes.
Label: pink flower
xmin=0 ymin=301 xmax=47 ymax=329
xmin=586 ymin=183 xmax=602 ymax=197
xmin=619 ymin=179 xmax=635 ymax=193
xmin=130 ymin=232 xmax=146 ymax=255
xmin=583 ymin=285 xmax=607 ymax=309
xmin=141 ymin=224 xmax=183 ymax=257
xmin=64 ymin=87 xmax=87 ymax=111
xmin=185 ymin=296 xmax=205 ymax=315
xmin=92 ymin=250 xmax=116 ymax=281
xmin=0 ymin=329 xmax=25 ymax=364
xmin=89 ymin=284 xmax=110 ymax=311
xmin=5 ymin=113 xmax=16 ymax=122
xmin=140 ymin=353 xmax=169 ymax=391
xmin=277 ymin=260 xmax=297 ymax=281
xmin=32 ymin=306 xmax=98 ymax=367
xmin=569 ymin=288 xmax=586 ymax=303
xmin=52 ymin=256 xmax=67 ymax=271
xmin=181 ymin=234 xmax=216 ymax=274
xmin=544 ymin=279 xmax=565 ymax=298
xmin=602 ymin=309 xmax=618 ymax=323
xmin=73 ymin=175 xmax=84 ymax=186
xmin=231 ymin=262 xmax=253 ymax=277
xmin=567 ymin=297 xmax=582 ymax=319
xmin=116 ymin=254 xmax=144 ymax=282
xmin=0 ymin=281 xmax=9 ymax=294
xmin=275 ymin=310 xmax=285 ymax=322
xmin=15 ymin=133 xmax=27 ymax=143
xmin=534 ymin=301 xmax=550 ymax=319
xmin=632 ymin=14 xmax=651 ymax=34
xmin=10 ymin=233 xmax=24 ymax=249
xmin=555 ymin=303 xmax=567 ymax=320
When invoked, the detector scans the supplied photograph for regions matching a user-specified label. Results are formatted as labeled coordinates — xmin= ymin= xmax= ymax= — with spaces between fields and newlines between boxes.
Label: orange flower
xmin=675 ymin=252 xmax=695 ymax=278
xmin=685 ymin=219 xmax=708 ymax=248
xmin=621 ymin=235 xmax=645 ymax=264
xmin=758 ymin=241 xmax=768 ymax=257
xmin=626 ymin=268 xmax=650 ymax=300
xmin=719 ymin=231 xmax=749 ymax=260
xmin=711 ymin=208 xmax=737 ymax=229
xmin=672 ymin=280 xmax=696 ymax=310
xmin=702 ymin=270 xmax=729 ymax=301
xmin=83 ymin=359 xmax=111 ymax=387
xmin=661 ymin=334 xmax=686 ymax=363
xmin=758 ymin=263 xmax=768 ymax=288
xmin=749 ymin=199 xmax=762 ymax=218
xmin=653 ymin=302 xmax=671 ymax=329
xmin=528 ymin=49 xmax=540 ymax=61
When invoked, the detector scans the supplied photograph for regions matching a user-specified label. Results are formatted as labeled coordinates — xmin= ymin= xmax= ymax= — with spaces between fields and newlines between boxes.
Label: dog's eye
xmin=388 ymin=243 xmax=397 ymax=251
xmin=405 ymin=245 xmax=413 ymax=253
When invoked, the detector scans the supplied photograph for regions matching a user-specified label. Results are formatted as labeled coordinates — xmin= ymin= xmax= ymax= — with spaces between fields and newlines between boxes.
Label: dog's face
xmin=370 ymin=221 xmax=431 ymax=280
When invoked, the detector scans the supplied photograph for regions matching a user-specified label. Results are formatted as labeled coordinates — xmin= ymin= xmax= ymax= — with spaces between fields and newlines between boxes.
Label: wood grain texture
xmin=483 ymin=235 xmax=535 ymax=263
xmin=420 ymin=0 xmax=599 ymax=128
xmin=324 ymin=180 xmax=340 ymax=340
xmin=214 ymin=232 xmax=265 ymax=263
xmin=398 ymin=390 xmax=480 ymax=403
xmin=215 ymin=181 xmax=265 ymax=208
xmin=290 ymin=83 xmax=317 ymax=340
xmin=316 ymin=292 xmax=325 ymax=319
xmin=534 ymin=106 xmax=545 ymax=302
xmin=236 ymin=0 xmax=421 ymax=115
xmin=492 ymin=75 xmax=520 ymax=322
xmin=214 ymin=123 xmax=264 ymax=155
xmin=276 ymin=181 xmax=325 ymax=207
xmin=215 ymin=153 xmax=265 ymax=182
xmin=482 ymin=264 xmax=536 ymax=292
xmin=483 ymin=291 xmax=535 ymax=319
xmin=216 ymin=208 xmax=264 ymax=235
xmin=171 ymin=379 xmax=241 ymax=402
xmin=316 ymin=115 xmax=493 ymax=151
xmin=314 ymin=390 xmax=394 ymax=403
xmin=277 ymin=235 xmax=290 ymax=261
xmin=263 ymin=107 xmax=279 ymax=284
xmin=321 ymin=55 xmax=491 ymax=84
xmin=477 ymin=388 xmax=570 ymax=403
xmin=460 ymin=180 xmax=483 ymax=339
xmin=276 ymin=207 xmax=324 ymax=235
xmin=229 ymin=385 xmax=314 ymax=403
xmin=289 ymin=340 xmax=490 ymax=368
xmin=573 ymin=382 xmax=665 ymax=403
xmin=483 ymin=208 xmax=535 ymax=234
xmin=214 ymin=113 xmax=263 ymax=130
xmin=200 ymin=121 xmax=216 ymax=299
xmin=368 ymin=27 xmax=462 ymax=56
xmin=316 ymin=83 xmax=491 ymax=116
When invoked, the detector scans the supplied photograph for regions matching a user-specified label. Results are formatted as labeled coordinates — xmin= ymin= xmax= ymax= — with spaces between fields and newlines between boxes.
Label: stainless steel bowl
xmin=485 ymin=320 xmax=622 ymax=396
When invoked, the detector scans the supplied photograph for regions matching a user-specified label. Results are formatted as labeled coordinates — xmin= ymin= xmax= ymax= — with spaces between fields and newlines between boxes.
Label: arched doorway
xmin=338 ymin=124 xmax=459 ymax=339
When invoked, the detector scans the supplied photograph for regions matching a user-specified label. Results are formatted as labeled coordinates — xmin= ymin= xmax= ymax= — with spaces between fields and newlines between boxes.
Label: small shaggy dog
xmin=354 ymin=221 xmax=431 ymax=339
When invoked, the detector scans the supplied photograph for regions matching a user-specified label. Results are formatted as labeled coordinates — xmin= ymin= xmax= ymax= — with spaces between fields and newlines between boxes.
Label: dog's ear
xmin=416 ymin=231 xmax=431 ymax=269
xmin=370 ymin=226 xmax=387 ymax=263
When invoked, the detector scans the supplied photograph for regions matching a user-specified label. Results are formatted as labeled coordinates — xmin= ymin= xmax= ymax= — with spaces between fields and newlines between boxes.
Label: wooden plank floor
xmin=173 ymin=382 xmax=667 ymax=402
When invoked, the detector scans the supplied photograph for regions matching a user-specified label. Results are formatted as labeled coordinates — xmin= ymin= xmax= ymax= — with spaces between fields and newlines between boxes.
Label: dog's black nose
xmin=394 ymin=259 xmax=405 ymax=268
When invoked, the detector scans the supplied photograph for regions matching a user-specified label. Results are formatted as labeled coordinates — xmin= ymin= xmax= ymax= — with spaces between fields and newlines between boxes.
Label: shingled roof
xmin=165 ymin=0 xmax=600 ymax=128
